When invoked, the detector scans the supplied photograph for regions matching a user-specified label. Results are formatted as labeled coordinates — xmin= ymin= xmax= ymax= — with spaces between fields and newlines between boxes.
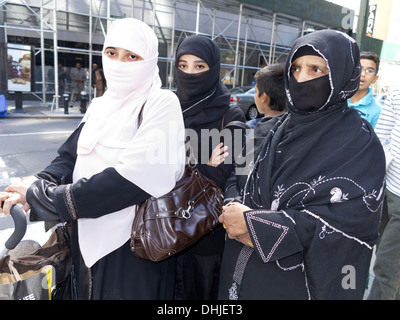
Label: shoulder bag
xmin=130 ymin=104 xmax=232 ymax=262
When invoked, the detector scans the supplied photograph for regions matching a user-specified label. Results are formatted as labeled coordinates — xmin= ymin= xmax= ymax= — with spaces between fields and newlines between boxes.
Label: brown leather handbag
xmin=130 ymin=104 xmax=247 ymax=262
xmin=130 ymin=165 xmax=223 ymax=262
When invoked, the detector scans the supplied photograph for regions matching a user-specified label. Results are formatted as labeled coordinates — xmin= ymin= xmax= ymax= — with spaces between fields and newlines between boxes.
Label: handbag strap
xmin=220 ymin=113 xmax=250 ymax=130
xmin=8 ymin=260 xmax=22 ymax=282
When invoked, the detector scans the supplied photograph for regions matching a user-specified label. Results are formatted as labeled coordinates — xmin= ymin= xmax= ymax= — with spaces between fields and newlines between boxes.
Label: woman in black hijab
xmin=174 ymin=35 xmax=246 ymax=300
xmin=218 ymin=30 xmax=386 ymax=300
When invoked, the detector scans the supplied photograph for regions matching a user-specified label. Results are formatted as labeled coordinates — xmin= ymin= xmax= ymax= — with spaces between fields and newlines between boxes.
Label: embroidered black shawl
xmin=219 ymin=30 xmax=386 ymax=300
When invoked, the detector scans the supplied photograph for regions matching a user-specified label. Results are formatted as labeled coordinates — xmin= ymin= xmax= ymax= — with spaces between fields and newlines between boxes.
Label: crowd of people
xmin=53 ymin=61 xmax=107 ymax=110
xmin=0 ymin=18 xmax=399 ymax=300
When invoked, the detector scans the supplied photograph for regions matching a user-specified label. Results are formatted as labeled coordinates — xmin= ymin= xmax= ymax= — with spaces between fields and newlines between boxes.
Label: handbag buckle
xmin=178 ymin=201 xmax=194 ymax=219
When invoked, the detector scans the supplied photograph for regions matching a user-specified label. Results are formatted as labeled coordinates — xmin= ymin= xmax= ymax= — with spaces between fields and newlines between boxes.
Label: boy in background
xmin=246 ymin=63 xmax=286 ymax=129
xmin=348 ymin=51 xmax=382 ymax=128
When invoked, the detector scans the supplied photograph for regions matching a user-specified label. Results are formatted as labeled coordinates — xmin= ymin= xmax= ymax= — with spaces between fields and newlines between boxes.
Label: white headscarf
xmin=73 ymin=18 xmax=185 ymax=267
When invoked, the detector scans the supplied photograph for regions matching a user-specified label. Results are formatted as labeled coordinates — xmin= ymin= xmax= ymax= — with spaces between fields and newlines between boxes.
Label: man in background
xmin=69 ymin=62 xmax=86 ymax=107
xmin=92 ymin=63 xmax=106 ymax=97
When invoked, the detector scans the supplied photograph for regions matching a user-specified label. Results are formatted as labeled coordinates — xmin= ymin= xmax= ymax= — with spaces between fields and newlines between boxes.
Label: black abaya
xmin=218 ymin=30 xmax=386 ymax=300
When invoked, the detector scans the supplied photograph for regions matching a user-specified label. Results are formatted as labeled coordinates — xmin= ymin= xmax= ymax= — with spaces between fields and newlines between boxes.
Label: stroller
xmin=0 ymin=205 xmax=73 ymax=300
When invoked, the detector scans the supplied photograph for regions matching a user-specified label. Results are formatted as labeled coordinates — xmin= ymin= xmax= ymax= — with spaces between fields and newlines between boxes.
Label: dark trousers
xmin=368 ymin=189 xmax=400 ymax=299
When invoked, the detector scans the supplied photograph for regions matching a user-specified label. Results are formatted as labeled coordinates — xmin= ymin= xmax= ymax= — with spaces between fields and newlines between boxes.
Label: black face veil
xmin=174 ymin=35 xmax=230 ymax=128
xmin=285 ymin=30 xmax=361 ymax=115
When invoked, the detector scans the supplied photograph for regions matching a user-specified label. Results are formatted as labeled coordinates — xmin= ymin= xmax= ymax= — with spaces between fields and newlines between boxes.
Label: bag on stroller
xmin=0 ymin=205 xmax=72 ymax=300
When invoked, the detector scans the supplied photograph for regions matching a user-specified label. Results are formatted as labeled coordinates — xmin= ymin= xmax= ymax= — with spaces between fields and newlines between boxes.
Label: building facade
xmin=0 ymin=0 xmax=354 ymax=106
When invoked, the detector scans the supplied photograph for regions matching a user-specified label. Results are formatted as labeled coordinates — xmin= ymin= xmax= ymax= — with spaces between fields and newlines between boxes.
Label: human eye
xmin=129 ymin=54 xmax=138 ymax=61
xmin=105 ymin=48 xmax=117 ymax=58
xmin=311 ymin=64 xmax=328 ymax=76
xmin=365 ymin=68 xmax=376 ymax=75
xmin=178 ymin=62 xmax=187 ymax=70
xmin=291 ymin=65 xmax=300 ymax=74
xmin=312 ymin=66 xmax=323 ymax=74
xmin=125 ymin=50 xmax=143 ymax=62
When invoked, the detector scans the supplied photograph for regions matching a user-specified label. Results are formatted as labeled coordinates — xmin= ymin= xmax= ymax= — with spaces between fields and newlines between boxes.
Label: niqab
xmin=175 ymin=35 xmax=230 ymax=128
xmin=73 ymin=18 xmax=185 ymax=267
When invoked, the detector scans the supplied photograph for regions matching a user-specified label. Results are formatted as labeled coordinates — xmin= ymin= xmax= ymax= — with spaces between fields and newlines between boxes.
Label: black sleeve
xmin=244 ymin=209 xmax=304 ymax=263
xmin=198 ymin=107 xmax=247 ymax=190
xmin=28 ymin=167 xmax=151 ymax=223
xmin=223 ymin=169 xmax=242 ymax=204
xmin=28 ymin=122 xmax=151 ymax=222
xmin=36 ymin=123 xmax=84 ymax=184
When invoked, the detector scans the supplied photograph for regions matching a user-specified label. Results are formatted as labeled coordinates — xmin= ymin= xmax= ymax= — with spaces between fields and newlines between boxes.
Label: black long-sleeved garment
xmin=27 ymin=122 xmax=150 ymax=224
xmin=26 ymin=123 xmax=179 ymax=300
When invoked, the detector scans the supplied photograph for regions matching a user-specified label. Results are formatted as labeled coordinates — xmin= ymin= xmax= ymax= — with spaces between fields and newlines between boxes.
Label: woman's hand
xmin=0 ymin=191 xmax=11 ymax=213
xmin=207 ymin=142 xmax=229 ymax=167
xmin=0 ymin=191 xmax=25 ymax=216
xmin=219 ymin=202 xmax=254 ymax=248
xmin=0 ymin=175 xmax=38 ymax=216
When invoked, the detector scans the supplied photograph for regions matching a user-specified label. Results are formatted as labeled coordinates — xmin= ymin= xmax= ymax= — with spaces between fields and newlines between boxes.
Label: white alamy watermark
xmin=341 ymin=265 xmax=356 ymax=290
xmin=341 ymin=8 xmax=355 ymax=30
xmin=142 ymin=122 xmax=254 ymax=176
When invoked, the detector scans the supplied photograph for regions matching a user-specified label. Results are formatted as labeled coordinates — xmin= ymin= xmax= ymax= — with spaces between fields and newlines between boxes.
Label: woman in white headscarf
xmin=1 ymin=18 xmax=185 ymax=299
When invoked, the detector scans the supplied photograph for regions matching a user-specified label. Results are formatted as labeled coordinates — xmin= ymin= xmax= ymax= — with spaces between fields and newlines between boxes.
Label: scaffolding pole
xmin=241 ymin=17 xmax=249 ymax=86
xmin=168 ymin=0 xmax=176 ymax=90
xmin=88 ymin=0 xmax=93 ymax=102
xmin=40 ymin=1 xmax=46 ymax=104
xmin=195 ymin=0 xmax=200 ymax=35
xmin=232 ymin=3 xmax=242 ymax=88
xmin=211 ymin=8 xmax=216 ymax=40
xmin=268 ymin=12 xmax=276 ymax=65
xmin=53 ymin=0 xmax=59 ymax=110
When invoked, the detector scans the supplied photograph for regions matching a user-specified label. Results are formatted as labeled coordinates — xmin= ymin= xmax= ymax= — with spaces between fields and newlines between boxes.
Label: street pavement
xmin=3 ymin=99 xmax=85 ymax=120
xmin=1 ymin=99 xmax=83 ymax=252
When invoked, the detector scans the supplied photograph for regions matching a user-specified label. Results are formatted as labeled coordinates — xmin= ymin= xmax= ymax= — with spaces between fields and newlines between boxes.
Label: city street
xmin=0 ymin=116 xmax=81 ymax=190
xmin=0 ymin=116 xmax=81 ymax=242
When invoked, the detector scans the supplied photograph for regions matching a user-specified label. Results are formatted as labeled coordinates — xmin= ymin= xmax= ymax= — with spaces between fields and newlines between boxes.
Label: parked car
xmin=228 ymin=86 xmax=253 ymax=96
xmin=230 ymin=87 xmax=261 ymax=120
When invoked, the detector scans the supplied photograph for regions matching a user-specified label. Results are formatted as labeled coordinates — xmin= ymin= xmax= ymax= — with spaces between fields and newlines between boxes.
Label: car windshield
xmin=246 ymin=88 xmax=255 ymax=94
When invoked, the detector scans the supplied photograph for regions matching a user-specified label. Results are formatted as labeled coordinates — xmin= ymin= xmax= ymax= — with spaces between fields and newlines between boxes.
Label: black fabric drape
xmin=174 ymin=35 xmax=246 ymax=300
xmin=219 ymin=30 xmax=386 ymax=300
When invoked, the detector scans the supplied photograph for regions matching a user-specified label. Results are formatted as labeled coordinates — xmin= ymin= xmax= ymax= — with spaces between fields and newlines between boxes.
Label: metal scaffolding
xmin=0 ymin=0 xmax=336 ymax=109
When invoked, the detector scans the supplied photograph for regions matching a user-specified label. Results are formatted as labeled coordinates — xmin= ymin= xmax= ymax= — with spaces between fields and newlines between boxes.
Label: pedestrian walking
xmin=69 ymin=62 xmax=86 ymax=107
xmin=58 ymin=63 xmax=67 ymax=98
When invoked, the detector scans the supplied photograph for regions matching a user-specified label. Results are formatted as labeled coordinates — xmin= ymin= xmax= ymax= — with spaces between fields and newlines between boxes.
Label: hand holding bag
xmin=130 ymin=103 xmax=224 ymax=262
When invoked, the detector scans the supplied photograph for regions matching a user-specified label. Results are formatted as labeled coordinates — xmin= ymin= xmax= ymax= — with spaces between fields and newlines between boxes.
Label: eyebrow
xmin=178 ymin=58 xmax=207 ymax=63
xmin=292 ymin=61 xmax=328 ymax=70
xmin=310 ymin=62 xmax=327 ymax=69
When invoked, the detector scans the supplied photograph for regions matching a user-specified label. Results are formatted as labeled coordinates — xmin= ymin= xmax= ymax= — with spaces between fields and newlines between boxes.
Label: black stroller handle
xmin=5 ymin=205 xmax=27 ymax=251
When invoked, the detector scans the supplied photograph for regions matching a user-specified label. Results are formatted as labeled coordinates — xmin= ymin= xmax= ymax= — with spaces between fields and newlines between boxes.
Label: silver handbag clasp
xmin=177 ymin=200 xmax=194 ymax=219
